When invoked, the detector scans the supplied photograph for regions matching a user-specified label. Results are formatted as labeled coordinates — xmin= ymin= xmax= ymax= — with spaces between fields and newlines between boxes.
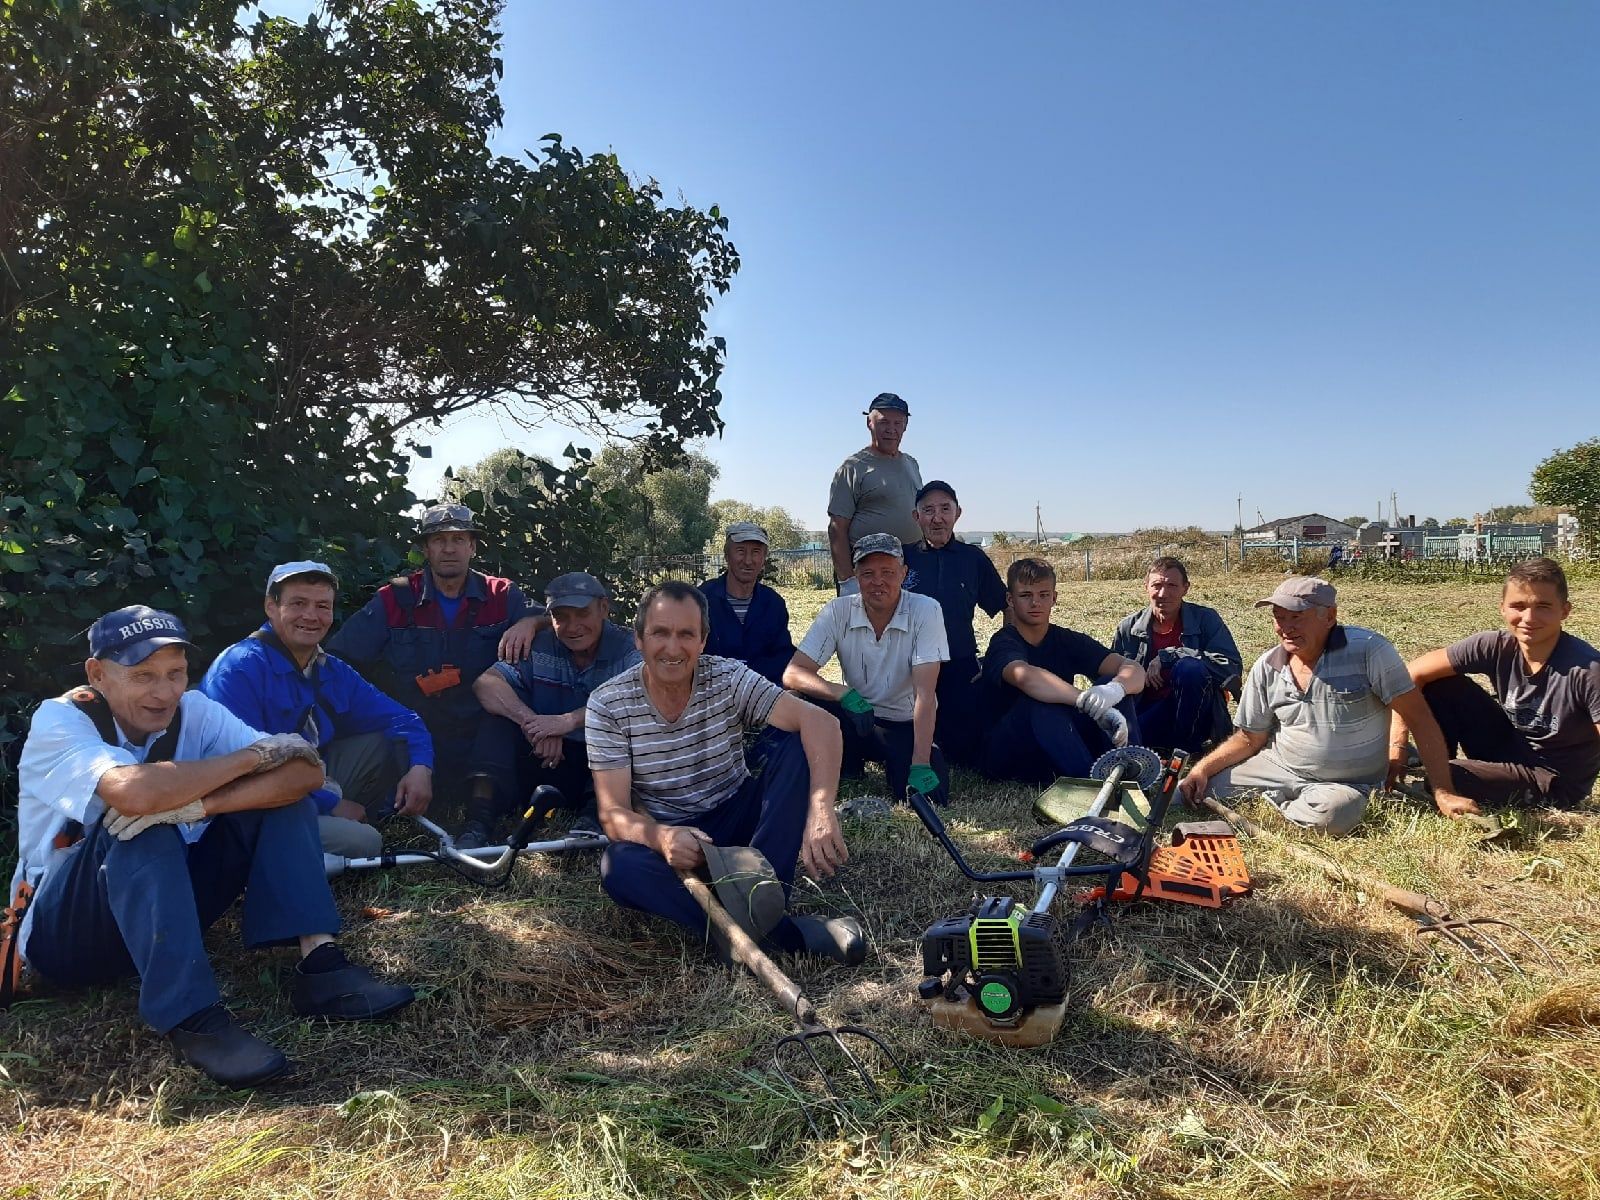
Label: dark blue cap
xmin=88 ymin=605 xmax=193 ymax=666
xmin=864 ymin=392 xmax=909 ymax=415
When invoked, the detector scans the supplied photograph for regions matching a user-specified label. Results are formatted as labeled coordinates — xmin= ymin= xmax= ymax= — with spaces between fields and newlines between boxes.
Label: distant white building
xmin=1243 ymin=513 xmax=1360 ymax=544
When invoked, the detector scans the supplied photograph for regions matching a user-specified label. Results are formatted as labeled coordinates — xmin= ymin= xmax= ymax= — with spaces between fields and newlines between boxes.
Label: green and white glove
xmin=907 ymin=763 xmax=940 ymax=797
xmin=102 ymin=798 xmax=207 ymax=841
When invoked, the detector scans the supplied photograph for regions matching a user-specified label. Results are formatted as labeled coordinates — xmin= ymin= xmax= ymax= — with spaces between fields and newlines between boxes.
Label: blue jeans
xmin=1133 ymin=657 xmax=1219 ymax=753
xmin=24 ymin=800 xmax=340 ymax=1033
xmin=600 ymin=731 xmax=813 ymax=951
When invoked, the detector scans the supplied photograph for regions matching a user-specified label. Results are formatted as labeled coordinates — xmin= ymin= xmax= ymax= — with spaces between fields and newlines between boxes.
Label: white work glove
xmin=247 ymin=733 xmax=322 ymax=774
xmin=1075 ymin=681 xmax=1126 ymax=722
xmin=102 ymin=799 xmax=207 ymax=841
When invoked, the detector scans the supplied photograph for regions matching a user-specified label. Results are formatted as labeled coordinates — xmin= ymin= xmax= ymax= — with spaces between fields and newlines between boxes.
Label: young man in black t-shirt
xmin=1390 ymin=557 xmax=1600 ymax=810
xmin=979 ymin=557 xmax=1146 ymax=785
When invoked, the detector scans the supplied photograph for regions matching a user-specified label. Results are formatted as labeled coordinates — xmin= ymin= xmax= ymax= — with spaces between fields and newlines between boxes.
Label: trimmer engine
xmin=916 ymin=896 xmax=1070 ymax=1023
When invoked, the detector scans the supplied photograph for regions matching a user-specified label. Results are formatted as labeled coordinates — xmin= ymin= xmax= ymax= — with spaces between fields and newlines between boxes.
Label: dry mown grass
xmin=5 ymin=577 xmax=1600 ymax=1199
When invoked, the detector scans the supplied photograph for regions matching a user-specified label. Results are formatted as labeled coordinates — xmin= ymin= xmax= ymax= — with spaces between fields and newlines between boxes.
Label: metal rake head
xmin=771 ymin=1022 xmax=904 ymax=1135
xmin=1414 ymin=914 xmax=1557 ymax=982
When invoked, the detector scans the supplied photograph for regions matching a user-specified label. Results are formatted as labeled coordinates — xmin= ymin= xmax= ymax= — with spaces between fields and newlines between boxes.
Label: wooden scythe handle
xmin=677 ymin=869 xmax=819 ymax=1026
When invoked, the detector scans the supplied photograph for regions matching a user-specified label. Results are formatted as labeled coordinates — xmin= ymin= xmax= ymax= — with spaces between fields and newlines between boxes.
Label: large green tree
xmin=1530 ymin=438 xmax=1600 ymax=555
xmin=586 ymin=443 xmax=720 ymax=561
xmin=704 ymin=500 xmax=807 ymax=553
xmin=0 ymin=0 xmax=737 ymax=771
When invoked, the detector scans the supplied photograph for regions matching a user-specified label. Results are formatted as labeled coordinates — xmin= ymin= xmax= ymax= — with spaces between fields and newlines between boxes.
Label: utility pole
xmin=1034 ymin=502 xmax=1044 ymax=545
xmin=1236 ymin=493 xmax=1243 ymax=535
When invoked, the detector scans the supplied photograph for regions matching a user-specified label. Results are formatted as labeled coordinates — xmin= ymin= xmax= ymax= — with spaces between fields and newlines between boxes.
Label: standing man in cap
xmin=200 ymin=562 xmax=436 ymax=858
xmin=1388 ymin=557 xmax=1600 ymax=813
xmin=6 ymin=606 xmax=413 ymax=1088
xmin=1110 ymin=556 xmax=1242 ymax=755
xmin=329 ymin=504 xmax=538 ymax=805
xmin=589 ymin=582 xmax=862 ymax=963
xmin=699 ymin=522 xmax=796 ymax=686
xmin=785 ymin=533 xmax=952 ymax=804
xmin=902 ymin=480 xmax=1006 ymax=767
xmin=463 ymin=571 xmax=641 ymax=847
xmin=1179 ymin=576 xmax=1468 ymax=834
xmin=826 ymin=392 xmax=923 ymax=595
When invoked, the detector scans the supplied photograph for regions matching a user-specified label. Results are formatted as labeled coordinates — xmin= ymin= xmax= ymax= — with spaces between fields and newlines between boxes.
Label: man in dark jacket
xmin=902 ymin=480 xmax=1006 ymax=767
xmin=327 ymin=505 xmax=538 ymax=804
xmin=1110 ymin=557 xmax=1242 ymax=754
xmin=700 ymin=522 xmax=795 ymax=686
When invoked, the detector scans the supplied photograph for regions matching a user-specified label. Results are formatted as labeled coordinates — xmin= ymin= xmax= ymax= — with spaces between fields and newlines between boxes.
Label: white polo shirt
xmin=797 ymin=590 xmax=949 ymax=722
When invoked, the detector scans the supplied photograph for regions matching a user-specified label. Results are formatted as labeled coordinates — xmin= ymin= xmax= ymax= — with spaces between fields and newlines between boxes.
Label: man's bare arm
xmin=910 ymin=661 xmax=940 ymax=765
xmin=594 ymin=765 xmax=708 ymax=870
xmin=98 ymin=750 xmax=261 ymax=817
xmin=1097 ymin=652 xmax=1147 ymax=696
xmin=475 ymin=669 xmax=538 ymax=726
xmin=827 ymin=515 xmax=854 ymax=583
xmin=1387 ymin=688 xmax=1480 ymax=817
xmin=1389 ymin=648 xmax=1456 ymax=748
xmin=767 ymin=693 xmax=848 ymax=877
xmin=201 ymin=758 xmax=326 ymax=816
xmin=1178 ymin=728 xmax=1269 ymax=804
xmin=783 ymin=652 xmax=848 ymax=704
xmin=1001 ymin=661 xmax=1078 ymax=706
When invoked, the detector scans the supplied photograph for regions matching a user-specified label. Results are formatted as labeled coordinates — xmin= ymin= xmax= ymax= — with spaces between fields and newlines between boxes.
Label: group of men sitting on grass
xmin=6 ymin=486 xmax=1599 ymax=1091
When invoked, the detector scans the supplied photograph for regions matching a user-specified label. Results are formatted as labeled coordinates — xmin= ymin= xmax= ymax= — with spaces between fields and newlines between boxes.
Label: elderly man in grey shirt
xmin=1179 ymin=576 xmax=1468 ymax=835
xmin=826 ymin=392 xmax=923 ymax=595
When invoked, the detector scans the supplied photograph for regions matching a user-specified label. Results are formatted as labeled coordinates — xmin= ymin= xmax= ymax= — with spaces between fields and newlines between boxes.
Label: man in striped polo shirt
xmin=587 ymin=582 xmax=864 ymax=963
xmin=1179 ymin=576 xmax=1466 ymax=834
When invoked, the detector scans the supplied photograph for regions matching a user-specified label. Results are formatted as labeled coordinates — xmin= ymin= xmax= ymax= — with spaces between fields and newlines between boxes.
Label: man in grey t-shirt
xmin=826 ymin=392 xmax=923 ymax=594
xmin=1179 ymin=576 xmax=1467 ymax=835
xmin=1390 ymin=557 xmax=1600 ymax=810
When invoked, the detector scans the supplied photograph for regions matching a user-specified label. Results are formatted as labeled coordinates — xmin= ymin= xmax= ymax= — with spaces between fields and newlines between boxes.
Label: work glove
xmin=247 ymin=733 xmax=322 ymax=774
xmin=906 ymin=763 xmax=941 ymax=797
xmin=838 ymin=689 xmax=877 ymax=738
xmin=102 ymin=798 xmax=207 ymax=841
xmin=1096 ymin=707 xmax=1130 ymax=749
xmin=1075 ymin=681 xmax=1126 ymax=723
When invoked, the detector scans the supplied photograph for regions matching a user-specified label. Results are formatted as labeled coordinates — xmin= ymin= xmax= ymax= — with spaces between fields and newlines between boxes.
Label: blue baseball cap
xmin=864 ymin=392 xmax=910 ymax=415
xmin=88 ymin=605 xmax=193 ymax=666
xmin=545 ymin=571 xmax=610 ymax=609
xmin=266 ymin=560 xmax=339 ymax=597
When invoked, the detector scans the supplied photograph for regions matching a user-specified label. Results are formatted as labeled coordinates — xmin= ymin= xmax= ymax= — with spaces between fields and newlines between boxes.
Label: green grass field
xmin=5 ymin=576 xmax=1600 ymax=1199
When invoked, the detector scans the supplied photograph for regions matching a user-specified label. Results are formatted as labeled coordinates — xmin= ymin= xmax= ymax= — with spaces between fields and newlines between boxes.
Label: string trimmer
xmin=321 ymin=785 xmax=607 ymax=887
xmin=907 ymin=746 xmax=1246 ymax=1044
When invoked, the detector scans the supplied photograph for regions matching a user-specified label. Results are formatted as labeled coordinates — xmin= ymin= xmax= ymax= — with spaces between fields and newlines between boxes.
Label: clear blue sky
xmin=402 ymin=2 xmax=1599 ymax=532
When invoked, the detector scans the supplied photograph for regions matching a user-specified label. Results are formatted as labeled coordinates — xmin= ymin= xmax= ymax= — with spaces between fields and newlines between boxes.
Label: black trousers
xmin=1420 ymin=674 xmax=1582 ymax=807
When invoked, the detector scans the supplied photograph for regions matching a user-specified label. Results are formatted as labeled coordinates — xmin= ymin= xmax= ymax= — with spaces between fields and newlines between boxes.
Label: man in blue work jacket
xmin=202 ymin=562 xmax=435 ymax=857
xmin=902 ymin=480 xmax=1006 ymax=767
xmin=8 ymin=605 xmax=413 ymax=1089
xmin=699 ymin=522 xmax=796 ymax=686
xmin=328 ymin=505 xmax=540 ymax=806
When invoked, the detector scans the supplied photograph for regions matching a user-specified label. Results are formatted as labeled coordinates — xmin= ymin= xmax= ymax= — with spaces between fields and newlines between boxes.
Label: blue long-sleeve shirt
xmin=200 ymin=625 xmax=434 ymax=812
xmin=699 ymin=576 xmax=796 ymax=686
xmin=903 ymin=538 xmax=1006 ymax=661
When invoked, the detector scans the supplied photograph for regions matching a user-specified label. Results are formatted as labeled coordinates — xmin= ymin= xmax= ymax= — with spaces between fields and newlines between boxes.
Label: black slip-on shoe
xmin=292 ymin=960 xmax=415 ymax=1022
xmin=168 ymin=1005 xmax=290 ymax=1089
xmin=790 ymin=914 xmax=867 ymax=966
xmin=454 ymin=821 xmax=493 ymax=851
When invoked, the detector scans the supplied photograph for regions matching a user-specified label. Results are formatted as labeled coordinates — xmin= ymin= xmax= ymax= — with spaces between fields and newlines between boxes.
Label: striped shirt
xmin=1235 ymin=624 xmax=1413 ymax=783
xmin=585 ymin=655 xmax=783 ymax=820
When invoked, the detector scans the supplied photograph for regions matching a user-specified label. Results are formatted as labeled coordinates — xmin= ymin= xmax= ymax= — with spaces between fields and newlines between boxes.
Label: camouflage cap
xmin=851 ymin=533 xmax=904 ymax=565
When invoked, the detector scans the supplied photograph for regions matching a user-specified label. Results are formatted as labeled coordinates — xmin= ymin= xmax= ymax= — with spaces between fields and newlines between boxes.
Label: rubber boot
xmin=456 ymin=774 xmax=501 ymax=850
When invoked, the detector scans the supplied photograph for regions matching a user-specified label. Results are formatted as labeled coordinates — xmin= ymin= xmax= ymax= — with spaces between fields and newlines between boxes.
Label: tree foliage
xmin=586 ymin=444 xmax=720 ymax=561
xmin=0 ymin=0 xmax=737 ymax=777
xmin=704 ymin=500 xmax=807 ymax=554
xmin=1531 ymin=439 xmax=1600 ymax=555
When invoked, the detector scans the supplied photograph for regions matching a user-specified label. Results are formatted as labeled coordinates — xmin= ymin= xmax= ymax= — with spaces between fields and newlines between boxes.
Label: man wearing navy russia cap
xmin=201 ymin=561 xmax=436 ymax=858
xmin=902 ymin=480 xmax=1006 ymax=768
xmin=7 ymin=604 xmax=413 ymax=1089
xmin=826 ymin=392 xmax=923 ymax=596
xmin=464 ymin=571 xmax=640 ymax=847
